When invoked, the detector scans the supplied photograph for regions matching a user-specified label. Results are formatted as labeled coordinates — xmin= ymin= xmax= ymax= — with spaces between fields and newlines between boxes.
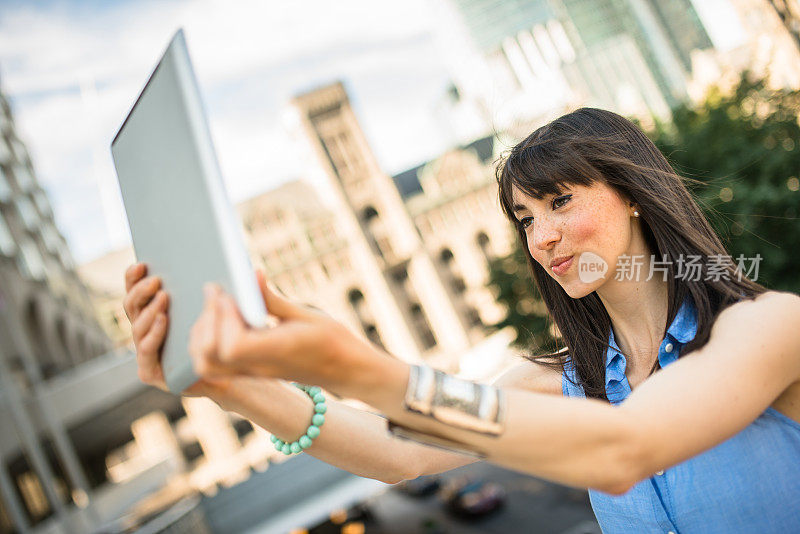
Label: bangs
xmin=497 ymin=139 xmax=599 ymax=222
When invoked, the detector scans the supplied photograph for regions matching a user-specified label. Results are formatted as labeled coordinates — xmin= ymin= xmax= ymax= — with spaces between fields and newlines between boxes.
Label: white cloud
xmin=0 ymin=0 xmax=454 ymax=264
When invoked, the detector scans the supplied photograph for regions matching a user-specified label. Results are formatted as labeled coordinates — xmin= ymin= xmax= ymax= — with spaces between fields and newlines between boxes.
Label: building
xmin=432 ymin=0 xmax=716 ymax=140
xmin=69 ymin=79 xmax=522 ymax=532
xmin=85 ymin=81 xmax=519 ymax=378
xmin=686 ymin=0 xmax=800 ymax=99
xmin=0 ymin=79 xmax=209 ymax=534
xmin=432 ymin=0 xmax=800 ymax=142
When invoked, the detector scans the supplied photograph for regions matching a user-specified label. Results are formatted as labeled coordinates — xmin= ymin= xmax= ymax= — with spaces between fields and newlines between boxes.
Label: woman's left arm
xmin=195 ymin=287 xmax=800 ymax=494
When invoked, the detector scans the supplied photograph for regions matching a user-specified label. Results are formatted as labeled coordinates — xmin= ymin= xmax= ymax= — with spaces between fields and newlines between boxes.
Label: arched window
xmin=24 ymin=297 xmax=56 ymax=378
xmin=439 ymin=248 xmax=455 ymax=264
xmin=438 ymin=248 xmax=466 ymax=294
xmin=409 ymin=302 xmax=437 ymax=350
xmin=476 ymin=231 xmax=493 ymax=263
xmin=346 ymin=288 xmax=385 ymax=350
xmin=55 ymin=316 xmax=73 ymax=365
xmin=360 ymin=206 xmax=392 ymax=259
xmin=361 ymin=206 xmax=378 ymax=223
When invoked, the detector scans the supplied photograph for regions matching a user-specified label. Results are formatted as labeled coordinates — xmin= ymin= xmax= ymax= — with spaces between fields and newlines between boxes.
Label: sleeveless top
xmin=562 ymin=295 xmax=800 ymax=533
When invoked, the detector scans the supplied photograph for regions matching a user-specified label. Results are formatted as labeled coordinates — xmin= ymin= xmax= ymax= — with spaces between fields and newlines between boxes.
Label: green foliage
xmin=486 ymin=244 xmax=555 ymax=350
xmin=647 ymin=70 xmax=800 ymax=293
xmin=486 ymin=70 xmax=800 ymax=348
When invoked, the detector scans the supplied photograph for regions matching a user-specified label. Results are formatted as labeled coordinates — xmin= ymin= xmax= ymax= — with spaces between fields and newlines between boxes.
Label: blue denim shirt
xmin=562 ymin=295 xmax=800 ymax=533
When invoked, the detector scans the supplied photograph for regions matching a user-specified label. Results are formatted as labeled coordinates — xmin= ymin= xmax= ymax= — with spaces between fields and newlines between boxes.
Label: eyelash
xmin=519 ymin=194 xmax=572 ymax=229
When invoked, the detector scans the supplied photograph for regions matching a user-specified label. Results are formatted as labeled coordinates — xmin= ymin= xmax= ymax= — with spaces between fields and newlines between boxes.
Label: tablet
xmin=111 ymin=29 xmax=268 ymax=393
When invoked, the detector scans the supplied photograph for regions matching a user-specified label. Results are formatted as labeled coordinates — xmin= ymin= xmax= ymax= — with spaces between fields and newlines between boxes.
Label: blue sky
xmin=0 ymin=0 xmax=457 ymax=263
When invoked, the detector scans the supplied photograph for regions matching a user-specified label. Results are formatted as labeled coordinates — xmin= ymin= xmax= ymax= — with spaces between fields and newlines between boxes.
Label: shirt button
xmin=664 ymin=343 xmax=673 ymax=353
xmin=667 ymin=531 xmax=676 ymax=534
xmin=656 ymin=469 xmax=664 ymax=476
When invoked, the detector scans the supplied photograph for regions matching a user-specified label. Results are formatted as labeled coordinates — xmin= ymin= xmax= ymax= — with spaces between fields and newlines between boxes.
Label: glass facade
xmin=452 ymin=0 xmax=555 ymax=52
xmin=448 ymin=0 xmax=714 ymax=112
xmin=18 ymin=237 xmax=46 ymax=280
xmin=0 ymin=212 xmax=17 ymax=256
xmin=16 ymin=195 xmax=39 ymax=231
xmin=0 ymin=165 xmax=12 ymax=202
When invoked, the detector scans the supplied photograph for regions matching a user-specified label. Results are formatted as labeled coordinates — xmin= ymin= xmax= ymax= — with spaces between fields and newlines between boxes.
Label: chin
xmin=559 ymin=277 xmax=603 ymax=299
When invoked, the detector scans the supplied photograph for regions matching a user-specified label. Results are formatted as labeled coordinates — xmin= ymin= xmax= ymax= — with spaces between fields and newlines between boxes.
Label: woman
xmin=124 ymin=108 xmax=800 ymax=533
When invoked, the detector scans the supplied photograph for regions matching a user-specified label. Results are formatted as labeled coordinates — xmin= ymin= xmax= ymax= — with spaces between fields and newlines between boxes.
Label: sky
xmin=0 ymin=0 xmax=458 ymax=264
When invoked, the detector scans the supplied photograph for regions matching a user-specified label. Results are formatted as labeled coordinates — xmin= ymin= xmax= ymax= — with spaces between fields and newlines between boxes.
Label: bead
xmin=272 ymin=384 xmax=326 ymax=456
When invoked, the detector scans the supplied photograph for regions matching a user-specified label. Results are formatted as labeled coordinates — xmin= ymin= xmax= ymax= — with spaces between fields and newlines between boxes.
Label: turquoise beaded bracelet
xmin=269 ymin=383 xmax=327 ymax=455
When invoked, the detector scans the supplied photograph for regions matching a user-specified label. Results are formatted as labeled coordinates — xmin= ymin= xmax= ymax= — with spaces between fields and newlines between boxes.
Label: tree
xmin=487 ymin=70 xmax=800 ymax=349
xmin=647 ymin=70 xmax=800 ymax=294
xmin=486 ymin=244 xmax=555 ymax=351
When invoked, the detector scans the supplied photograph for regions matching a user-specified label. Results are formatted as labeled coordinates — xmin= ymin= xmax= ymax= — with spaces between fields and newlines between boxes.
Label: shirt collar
xmin=604 ymin=295 xmax=698 ymax=398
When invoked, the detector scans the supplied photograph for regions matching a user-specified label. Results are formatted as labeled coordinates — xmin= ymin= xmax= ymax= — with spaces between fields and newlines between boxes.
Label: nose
xmin=529 ymin=216 xmax=561 ymax=251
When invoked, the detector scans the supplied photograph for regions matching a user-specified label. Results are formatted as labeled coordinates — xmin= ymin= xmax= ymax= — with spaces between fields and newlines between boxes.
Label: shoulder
xmin=491 ymin=357 xmax=564 ymax=395
xmin=713 ymin=290 xmax=800 ymax=329
xmin=706 ymin=290 xmax=800 ymax=382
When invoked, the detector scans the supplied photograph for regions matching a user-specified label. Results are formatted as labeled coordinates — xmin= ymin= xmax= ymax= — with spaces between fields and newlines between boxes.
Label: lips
xmin=550 ymin=255 xmax=574 ymax=275
xmin=550 ymin=255 xmax=573 ymax=267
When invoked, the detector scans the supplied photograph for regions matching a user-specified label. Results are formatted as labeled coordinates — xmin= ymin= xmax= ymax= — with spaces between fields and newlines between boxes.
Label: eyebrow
xmin=512 ymin=204 xmax=527 ymax=213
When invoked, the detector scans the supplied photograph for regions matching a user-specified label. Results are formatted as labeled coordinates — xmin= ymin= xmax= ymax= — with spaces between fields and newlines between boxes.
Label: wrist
xmin=343 ymin=335 xmax=409 ymax=411
xmin=209 ymin=376 xmax=278 ymax=412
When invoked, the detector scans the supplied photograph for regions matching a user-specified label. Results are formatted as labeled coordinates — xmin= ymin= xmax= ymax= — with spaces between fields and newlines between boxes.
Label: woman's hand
xmin=188 ymin=270 xmax=406 ymax=401
xmin=122 ymin=262 xmax=233 ymax=399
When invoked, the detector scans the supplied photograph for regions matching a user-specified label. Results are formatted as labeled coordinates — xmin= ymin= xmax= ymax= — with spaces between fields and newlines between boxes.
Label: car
xmin=396 ymin=475 xmax=442 ymax=497
xmin=445 ymin=479 xmax=506 ymax=518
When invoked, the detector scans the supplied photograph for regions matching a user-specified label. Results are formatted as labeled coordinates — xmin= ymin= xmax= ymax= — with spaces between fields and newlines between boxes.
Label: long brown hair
xmin=495 ymin=107 xmax=768 ymax=401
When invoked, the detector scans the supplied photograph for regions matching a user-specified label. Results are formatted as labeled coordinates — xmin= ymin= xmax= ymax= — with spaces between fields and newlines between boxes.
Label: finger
xmin=188 ymin=285 xmax=216 ymax=357
xmin=123 ymin=275 xmax=161 ymax=321
xmin=255 ymin=269 xmax=310 ymax=321
xmin=137 ymin=312 xmax=168 ymax=384
xmin=132 ymin=290 xmax=168 ymax=342
xmin=217 ymin=293 xmax=247 ymax=361
xmin=125 ymin=263 xmax=146 ymax=293
xmin=189 ymin=287 xmax=225 ymax=377
xmin=199 ymin=284 xmax=220 ymax=356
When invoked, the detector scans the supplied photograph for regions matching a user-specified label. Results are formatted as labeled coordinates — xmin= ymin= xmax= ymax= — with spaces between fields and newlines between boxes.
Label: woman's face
xmin=510 ymin=181 xmax=638 ymax=298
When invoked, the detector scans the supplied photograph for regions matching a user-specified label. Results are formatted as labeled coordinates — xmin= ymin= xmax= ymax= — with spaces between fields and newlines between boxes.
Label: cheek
xmin=567 ymin=204 xmax=629 ymax=254
xmin=569 ymin=211 xmax=599 ymax=244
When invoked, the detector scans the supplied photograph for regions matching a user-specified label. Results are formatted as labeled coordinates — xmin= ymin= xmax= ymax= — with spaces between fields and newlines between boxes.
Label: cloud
xmin=0 ymin=0 xmax=454 ymax=264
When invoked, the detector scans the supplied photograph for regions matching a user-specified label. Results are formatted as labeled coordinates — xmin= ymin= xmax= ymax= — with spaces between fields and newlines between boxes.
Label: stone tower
xmin=291 ymin=82 xmax=471 ymax=370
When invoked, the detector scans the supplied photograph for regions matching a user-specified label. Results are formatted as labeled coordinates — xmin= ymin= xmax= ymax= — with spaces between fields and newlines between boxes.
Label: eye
xmin=551 ymin=194 xmax=572 ymax=209
xmin=519 ymin=216 xmax=533 ymax=229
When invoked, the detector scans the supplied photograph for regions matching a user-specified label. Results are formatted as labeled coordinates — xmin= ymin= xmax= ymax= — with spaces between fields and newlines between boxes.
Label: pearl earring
xmin=633 ymin=210 xmax=640 ymax=217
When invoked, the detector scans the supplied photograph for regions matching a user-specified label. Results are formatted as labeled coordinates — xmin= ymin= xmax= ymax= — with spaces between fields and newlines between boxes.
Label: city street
xmin=309 ymin=461 xmax=601 ymax=534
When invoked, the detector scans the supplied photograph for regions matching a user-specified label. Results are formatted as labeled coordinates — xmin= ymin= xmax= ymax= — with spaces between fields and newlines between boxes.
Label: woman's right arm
xmin=214 ymin=375 xmax=477 ymax=483
xmin=123 ymin=263 xmax=561 ymax=484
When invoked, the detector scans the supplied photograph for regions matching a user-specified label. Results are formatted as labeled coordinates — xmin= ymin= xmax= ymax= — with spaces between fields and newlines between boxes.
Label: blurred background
xmin=0 ymin=0 xmax=798 ymax=532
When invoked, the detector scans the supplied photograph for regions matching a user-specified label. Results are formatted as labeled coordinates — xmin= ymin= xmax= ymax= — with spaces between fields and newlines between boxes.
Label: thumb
xmin=255 ymin=269 xmax=310 ymax=321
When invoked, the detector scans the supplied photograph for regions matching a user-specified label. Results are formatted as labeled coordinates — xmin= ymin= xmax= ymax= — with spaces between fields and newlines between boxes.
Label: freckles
xmin=566 ymin=196 xmax=623 ymax=252
xmin=569 ymin=210 xmax=600 ymax=243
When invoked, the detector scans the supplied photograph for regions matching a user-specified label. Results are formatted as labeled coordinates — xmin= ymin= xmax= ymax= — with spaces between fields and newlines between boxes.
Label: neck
xmin=595 ymin=254 xmax=670 ymax=378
